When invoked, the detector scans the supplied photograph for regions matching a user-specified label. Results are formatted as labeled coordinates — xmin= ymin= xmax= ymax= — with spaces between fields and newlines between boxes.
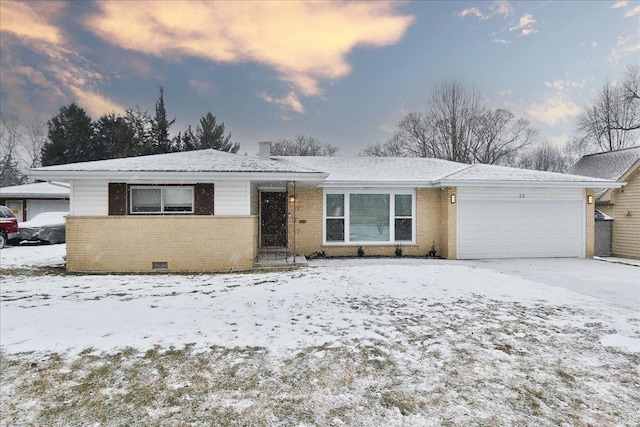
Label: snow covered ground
xmin=1 ymin=244 xmax=639 ymax=426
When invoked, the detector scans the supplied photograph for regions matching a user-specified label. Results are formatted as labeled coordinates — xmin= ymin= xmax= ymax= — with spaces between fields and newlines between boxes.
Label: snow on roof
xmin=440 ymin=163 xmax=611 ymax=184
xmin=0 ymin=181 xmax=70 ymax=198
xmin=28 ymin=149 xmax=621 ymax=188
xmin=275 ymin=156 xmax=616 ymax=187
xmin=32 ymin=149 xmax=320 ymax=174
xmin=273 ymin=156 xmax=467 ymax=184
xmin=570 ymin=146 xmax=640 ymax=181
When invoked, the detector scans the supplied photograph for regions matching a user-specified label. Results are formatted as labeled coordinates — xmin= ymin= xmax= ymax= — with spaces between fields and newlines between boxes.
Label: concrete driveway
xmin=310 ymin=257 xmax=640 ymax=311
xmin=463 ymin=258 xmax=640 ymax=311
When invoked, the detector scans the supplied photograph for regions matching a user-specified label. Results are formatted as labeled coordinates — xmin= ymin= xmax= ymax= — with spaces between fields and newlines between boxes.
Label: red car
xmin=0 ymin=205 xmax=21 ymax=248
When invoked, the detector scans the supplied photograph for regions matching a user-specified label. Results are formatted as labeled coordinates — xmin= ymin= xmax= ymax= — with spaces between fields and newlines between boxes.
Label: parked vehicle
xmin=0 ymin=205 xmax=21 ymax=248
xmin=18 ymin=212 xmax=68 ymax=244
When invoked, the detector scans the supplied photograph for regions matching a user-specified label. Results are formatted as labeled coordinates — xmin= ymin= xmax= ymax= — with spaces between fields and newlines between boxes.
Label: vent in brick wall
xmin=152 ymin=261 xmax=168 ymax=270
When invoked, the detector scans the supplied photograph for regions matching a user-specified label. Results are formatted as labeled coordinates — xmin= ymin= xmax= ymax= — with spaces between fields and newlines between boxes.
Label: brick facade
xmin=66 ymin=216 xmax=258 ymax=273
xmin=286 ymin=186 xmax=455 ymax=258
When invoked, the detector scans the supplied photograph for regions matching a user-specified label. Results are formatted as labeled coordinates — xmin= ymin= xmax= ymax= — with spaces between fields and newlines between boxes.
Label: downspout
xmin=292 ymin=181 xmax=297 ymax=263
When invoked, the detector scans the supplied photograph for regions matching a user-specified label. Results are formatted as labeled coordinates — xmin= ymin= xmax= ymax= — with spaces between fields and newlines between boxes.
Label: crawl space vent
xmin=152 ymin=262 xmax=168 ymax=270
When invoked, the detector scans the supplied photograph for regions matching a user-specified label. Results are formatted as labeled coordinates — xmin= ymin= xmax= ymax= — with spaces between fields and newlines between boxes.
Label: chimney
xmin=258 ymin=141 xmax=271 ymax=159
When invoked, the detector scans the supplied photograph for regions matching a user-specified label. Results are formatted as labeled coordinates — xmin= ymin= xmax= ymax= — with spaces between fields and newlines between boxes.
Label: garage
xmin=457 ymin=187 xmax=585 ymax=259
xmin=26 ymin=199 xmax=69 ymax=221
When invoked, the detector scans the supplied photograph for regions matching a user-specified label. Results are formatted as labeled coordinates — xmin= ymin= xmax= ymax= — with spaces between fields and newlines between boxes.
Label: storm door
xmin=260 ymin=191 xmax=288 ymax=247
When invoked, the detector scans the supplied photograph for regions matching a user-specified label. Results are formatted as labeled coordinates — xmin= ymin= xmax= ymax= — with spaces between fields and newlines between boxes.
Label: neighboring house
xmin=571 ymin=146 xmax=640 ymax=259
xmin=28 ymin=143 xmax=620 ymax=273
xmin=0 ymin=182 xmax=70 ymax=222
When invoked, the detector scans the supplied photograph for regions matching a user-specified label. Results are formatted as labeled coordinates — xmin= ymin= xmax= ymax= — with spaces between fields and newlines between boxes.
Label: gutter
xmin=29 ymin=170 xmax=329 ymax=183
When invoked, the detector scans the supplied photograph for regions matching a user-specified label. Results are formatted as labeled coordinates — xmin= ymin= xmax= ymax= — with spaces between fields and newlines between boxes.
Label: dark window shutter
xmin=194 ymin=183 xmax=214 ymax=215
xmin=108 ymin=183 xmax=127 ymax=215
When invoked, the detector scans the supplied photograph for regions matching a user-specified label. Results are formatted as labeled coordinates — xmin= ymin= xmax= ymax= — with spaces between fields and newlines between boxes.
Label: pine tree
xmin=149 ymin=86 xmax=175 ymax=154
xmin=194 ymin=112 xmax=239 ymax=153
xmin=42 ymin=104 xmax=94 ymax=166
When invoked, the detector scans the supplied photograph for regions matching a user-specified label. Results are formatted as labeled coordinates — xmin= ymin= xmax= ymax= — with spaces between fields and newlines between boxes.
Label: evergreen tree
xmin=173 ymin=125 xmax=197 ymax=152
xmin=42 ymin=104 xmax=94 ymax=166
xmin=193 ymin=112 xmax=239 ymax=153
xmin=94 ymin=112 xmax=141 ymax=159
xmin=149 ymin=86 xmax=175 ymax=154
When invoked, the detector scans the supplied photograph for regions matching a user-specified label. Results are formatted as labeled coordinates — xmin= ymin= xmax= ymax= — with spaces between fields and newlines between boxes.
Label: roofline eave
xmin=435 ymin=180 xmax=626 ymax=188
xmin=27 ymin=170 xmax=328 ymax=182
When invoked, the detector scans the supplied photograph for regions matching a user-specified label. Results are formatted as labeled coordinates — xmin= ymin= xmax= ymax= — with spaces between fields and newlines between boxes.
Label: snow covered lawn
xmin=1 ymin=245 xmax=639 ymax=426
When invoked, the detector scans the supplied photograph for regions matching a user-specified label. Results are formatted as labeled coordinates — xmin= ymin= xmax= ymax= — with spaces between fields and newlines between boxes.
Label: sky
xmin=0 ymin=0 xmax=638 ymax=156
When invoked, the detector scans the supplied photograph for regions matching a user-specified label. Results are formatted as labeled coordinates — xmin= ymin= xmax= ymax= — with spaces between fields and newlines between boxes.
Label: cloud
xmin=611 ymin=1 xmax=629 ymax=8
xmin=489 ymin=1 xmax=514 ymax=17
xmin=608 ymin=35 xmax=640 ymax=64
xmin=69 ymin=86 xmax=125 ymax=117
xmin=492 ymin=38 xmax=511 ymax=44
xmin=527 ymin=93 xmax=581 ymax=127
xmin=509 ymin=13 xmax=537 ymax=36
xmin=0 ymin=2 xmax=125 ymax=119
xmin=85 ymin=1 xmax=414 ymax=97
xmin=457 ymin=1 xmax=512 ymax=20
xmin=259 ymin=91 xmax=305 ymax=114
xmin=188 ymin=80 xmax=216 ymax=97
xmin=457 ymin=8 xmax=487 ymax=20
xmin=625 ymin=5 xmax=640 ymax=17
xmin=0 ymin=1 xmax=66 ymax=45
xmin=544 ymin=80 xmax=586 ymax=91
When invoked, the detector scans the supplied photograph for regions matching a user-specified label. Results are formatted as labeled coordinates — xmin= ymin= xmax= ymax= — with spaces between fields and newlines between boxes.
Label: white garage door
xmin=26 ymin=199 xmax=69 ymax=221
xmin=457 ymin=187 xmax=585 ymax=259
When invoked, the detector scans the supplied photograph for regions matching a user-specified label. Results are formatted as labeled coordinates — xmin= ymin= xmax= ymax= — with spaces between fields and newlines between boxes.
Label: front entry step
xmin=254 ymin=252 xmax=308 ymax=268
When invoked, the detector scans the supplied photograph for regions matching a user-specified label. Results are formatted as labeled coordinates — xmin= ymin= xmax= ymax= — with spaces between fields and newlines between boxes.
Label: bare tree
xmin=0 ymin=114 xmax=26 ymax=186
xmin=473 ymin=109 xmax=538 ymax=165
xmin=361 ymin=135 xmax=411 ymax=157
xmin=23 ymin=118 xmax=47 ymax=168
xmin=622 ymin=64 xmax=639 ymax=103
xmin=518 ymin=141 xmax=568 ymax=173
xmin=270 ymin=135 xmax=338 ymax=156
xmin=572 ymin=68 xmax=639 ymax=152
xmin=362 ymin=81 xmax=537 ymax=165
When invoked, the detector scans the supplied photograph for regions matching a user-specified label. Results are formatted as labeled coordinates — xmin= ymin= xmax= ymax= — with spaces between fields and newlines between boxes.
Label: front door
xmin=260 ymin=191 xmax=288 ymax=247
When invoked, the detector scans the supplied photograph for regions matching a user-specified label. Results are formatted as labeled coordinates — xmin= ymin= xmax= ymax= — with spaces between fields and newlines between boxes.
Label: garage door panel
xmin=26 ymin=199 xmax=70 ymax=220
xmin=457 ymin=196 xmax=584 ymax=259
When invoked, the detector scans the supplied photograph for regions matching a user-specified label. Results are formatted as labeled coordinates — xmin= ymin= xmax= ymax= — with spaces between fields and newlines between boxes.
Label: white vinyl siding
xmin=214 ymin=181 xmax=250 ymax=215
xmin=457 ymin=187 xmax=585 ymax=259
xmin=71 ymin=180 xmax=108 ymax=216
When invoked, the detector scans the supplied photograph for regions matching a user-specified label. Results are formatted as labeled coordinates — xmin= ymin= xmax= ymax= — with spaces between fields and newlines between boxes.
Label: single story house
xmin=571 ymin=146 xmax=640 ymax=259
xmin=28 ymin=143 xmax=622 ymax=273
xmin=0 ymin=181 xmax=70 ymax=222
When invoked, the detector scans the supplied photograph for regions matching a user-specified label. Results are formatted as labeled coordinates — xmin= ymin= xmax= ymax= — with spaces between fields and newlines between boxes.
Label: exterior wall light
xmin=450 ymin=194 xmax=456 ymax=204
xmin=587 ymin=195 xmax=594 ymax=204
xmin=289 ymin=195 xmax=296 ymax=204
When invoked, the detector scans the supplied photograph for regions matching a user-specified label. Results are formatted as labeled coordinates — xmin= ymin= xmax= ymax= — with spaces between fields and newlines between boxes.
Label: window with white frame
xmin=130 ymin=186 xmax=194 ymax=214
xmin=324 ymin=190 xmax=415 ymax=244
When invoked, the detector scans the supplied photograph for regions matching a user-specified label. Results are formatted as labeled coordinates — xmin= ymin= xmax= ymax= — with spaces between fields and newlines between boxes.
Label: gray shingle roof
xmin=31 ymin=149 xmax=320 ymax=174
xmin=570 ymin=146 xmax=640 ymax=181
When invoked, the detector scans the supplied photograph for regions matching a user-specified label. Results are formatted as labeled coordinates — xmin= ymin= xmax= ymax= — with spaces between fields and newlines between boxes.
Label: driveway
xmin=310 ymin=257 xmax=640 ymax=311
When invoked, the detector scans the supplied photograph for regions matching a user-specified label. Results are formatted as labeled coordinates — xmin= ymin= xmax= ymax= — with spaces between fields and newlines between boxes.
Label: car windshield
xmin=0 ymin=207 xmax=15 ymax=218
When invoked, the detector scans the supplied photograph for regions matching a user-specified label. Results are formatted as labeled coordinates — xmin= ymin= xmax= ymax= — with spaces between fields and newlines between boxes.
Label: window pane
xmin=395 ymin=218 xmax=412 ymax=241
xmin=131 ymin=188 xmax=161 ymax=212
xmin=395 ymin=194 xmax=412 ymax=217
xmin=350 ymin=194 xmax=389 ymax=242
xmin=326 ymin=194 xmax=344 ymax=217
xmin=326 ymin=219 xmax=345 ymax=241
xmin=163 ymin=187 xmax=193 ymax=212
